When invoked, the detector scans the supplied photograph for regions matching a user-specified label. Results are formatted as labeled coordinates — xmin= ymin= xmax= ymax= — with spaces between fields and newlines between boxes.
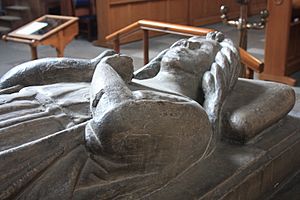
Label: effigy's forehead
xmin=188 ymin=36 xmax=214 ymax=42
xmin=169 ymin=36 xmax=221 ymax=52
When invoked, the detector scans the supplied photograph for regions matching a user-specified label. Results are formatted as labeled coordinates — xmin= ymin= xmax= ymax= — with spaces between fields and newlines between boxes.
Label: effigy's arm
xmin=0 ymin=50 xmax=116 ymax=89
xmin=85 ymin=53 xmax=213 ymax=173
xmin=89 ymin=54 xmax=134 ymax=115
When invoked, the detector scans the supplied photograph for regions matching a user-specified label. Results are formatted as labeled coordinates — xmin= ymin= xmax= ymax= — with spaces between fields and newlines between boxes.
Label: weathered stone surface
xmin=0 ymin=50 xmax=116 ymax=89
xmin=222 ymin=78 xmax=295 ymax=142
xmin=0 ymin=32 xmax=298 ymax=199
xmin=140 ymin=114 xmax=300 ymax=200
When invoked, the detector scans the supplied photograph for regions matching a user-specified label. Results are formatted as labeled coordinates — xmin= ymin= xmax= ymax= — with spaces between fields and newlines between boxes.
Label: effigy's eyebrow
xmin=187 ymin=41 xmax=201 ymax=50
xmin=170 ymin=39 xmax=188 ymax=48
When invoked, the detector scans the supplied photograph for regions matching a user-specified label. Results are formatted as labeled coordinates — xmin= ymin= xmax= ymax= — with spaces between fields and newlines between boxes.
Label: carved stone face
xmin=140 ymin=36 xmax=224 ymax=102
xmin=161 ymin=37 xmax=222 ymax=75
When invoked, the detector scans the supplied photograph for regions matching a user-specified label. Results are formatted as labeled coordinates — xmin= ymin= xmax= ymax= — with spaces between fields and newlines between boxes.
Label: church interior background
xmin=0 ymin=0 xmax=299 ymax=199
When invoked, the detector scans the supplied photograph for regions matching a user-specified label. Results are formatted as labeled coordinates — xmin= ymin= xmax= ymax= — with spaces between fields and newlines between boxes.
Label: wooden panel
xmin=108 ymin=0 xmax=188 ymax=33
xmin=149 ymin=1 xmax=167 ymax=21
xmin=95 ymin=0 xmax=189 ymax=45
xmin=189 ymin=0 xmax=266 ymax=26
xmin=189 ymin=0 xmax=238 ymax=26
xmin=264 ymin=0 xmax=292 ymax=76
xmin=261 ymin=0 xmax=300 ymax=85
xmin=166 ymin=0 xmax=188 ymax=24
xmin=95 ymin=0 xmax=266 ymax=46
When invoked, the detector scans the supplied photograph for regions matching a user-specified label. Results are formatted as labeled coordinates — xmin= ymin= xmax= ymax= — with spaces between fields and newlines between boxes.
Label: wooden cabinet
xmin=94 ymin=0 xmax=266 ymax=46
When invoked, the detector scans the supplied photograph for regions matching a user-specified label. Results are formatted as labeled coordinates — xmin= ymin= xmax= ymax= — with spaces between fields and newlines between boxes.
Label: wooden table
xmin=2 ymin=15 xmax=78 ymax=60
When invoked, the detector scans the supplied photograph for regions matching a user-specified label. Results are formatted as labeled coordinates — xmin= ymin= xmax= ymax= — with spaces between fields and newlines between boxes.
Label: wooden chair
xmin=71 ymin=0 xmax=96 ymax=41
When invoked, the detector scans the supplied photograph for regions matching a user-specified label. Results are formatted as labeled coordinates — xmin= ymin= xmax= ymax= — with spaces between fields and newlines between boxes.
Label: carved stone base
xmin=0 ymin=83 xmax=299 ymax=200
xmin=144 ymin=114 xmax=300 ymax=199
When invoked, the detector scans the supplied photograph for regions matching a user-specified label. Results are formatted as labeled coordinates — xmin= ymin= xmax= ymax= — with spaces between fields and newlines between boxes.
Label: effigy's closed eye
xmin=187 ymin=41 xmax=201 ymax=50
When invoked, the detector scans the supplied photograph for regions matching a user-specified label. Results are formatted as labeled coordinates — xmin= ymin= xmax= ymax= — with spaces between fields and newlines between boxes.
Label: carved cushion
xmin=222 ymin=78 xmax=295 ymax=143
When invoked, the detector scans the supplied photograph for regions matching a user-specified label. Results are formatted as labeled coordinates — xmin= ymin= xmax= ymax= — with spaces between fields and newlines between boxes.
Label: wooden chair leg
xmin=88 ymin=20 xmax=92 ymax=41
xmin=30 ymin=45 xmax=38 ymax=60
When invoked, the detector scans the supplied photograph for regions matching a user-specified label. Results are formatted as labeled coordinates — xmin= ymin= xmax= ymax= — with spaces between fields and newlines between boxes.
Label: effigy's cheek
xmin=85 ymin=99 xmax=213 ymax=175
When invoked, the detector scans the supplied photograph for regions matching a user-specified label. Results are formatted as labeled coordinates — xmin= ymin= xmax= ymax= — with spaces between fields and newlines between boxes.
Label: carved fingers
xmin=203 ymin=63 xmax=225 ymax=122
xmin=202 ymin=39 xmax=241 ymax=133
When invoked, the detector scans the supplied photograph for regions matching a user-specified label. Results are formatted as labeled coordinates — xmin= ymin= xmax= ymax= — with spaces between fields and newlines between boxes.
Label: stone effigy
xmin=0 ymin=32 xmax=298 ymax=200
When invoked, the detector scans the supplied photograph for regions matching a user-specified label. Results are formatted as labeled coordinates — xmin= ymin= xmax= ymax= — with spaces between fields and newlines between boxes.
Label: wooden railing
xmin=106 ymin=19 xmax=264 ymax=77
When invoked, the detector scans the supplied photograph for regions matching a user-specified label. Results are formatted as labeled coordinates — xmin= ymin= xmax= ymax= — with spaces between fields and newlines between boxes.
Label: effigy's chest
xmin=0 ymin=82 xmax=92 ymax=152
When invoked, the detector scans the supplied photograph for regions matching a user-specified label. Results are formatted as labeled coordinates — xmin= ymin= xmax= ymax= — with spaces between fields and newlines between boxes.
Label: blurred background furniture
xmin=0 ymin=0 xmax=31 ymax=35
xmin=1 ymin=0 xmax=266 ymax=44
xmin=105 ymin=19 xmax=263 ymax=77
xmin=2 ymin=15 xmax=78 ymax=59
xmin=94 ymin=0 xmax=267 ymax=46
xmin=72 ymin=0 xmax=96 ymax=41
xmin=261 ymin=0 xmax=300 ymax=85
xmin=60 ymin=0 xmax=96 ymax=41
xmin=0 ymin=0 xmax=62 ymax=35
xmin=220 ymin=0 xmax=268 ymax=79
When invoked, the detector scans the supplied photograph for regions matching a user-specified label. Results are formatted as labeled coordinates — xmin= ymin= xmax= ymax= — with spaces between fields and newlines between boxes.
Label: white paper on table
xmin=16 ymin=22 xmax=48 ymax=35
